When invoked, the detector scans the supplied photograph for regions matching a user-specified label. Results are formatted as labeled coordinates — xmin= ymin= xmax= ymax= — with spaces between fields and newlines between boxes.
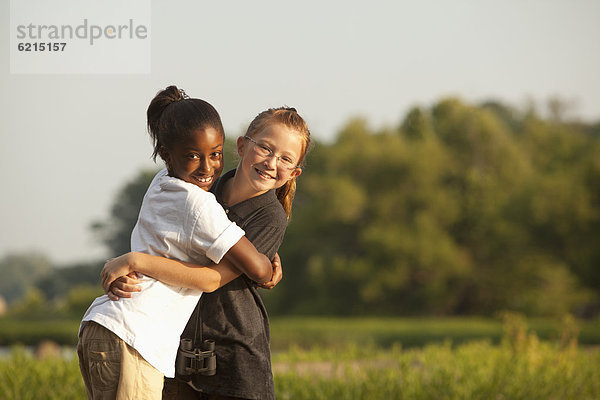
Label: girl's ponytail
xmin=147 ymin=86 xmax=187 ymax=161
xmin=276 ymin=177 xmax=296 ymax=218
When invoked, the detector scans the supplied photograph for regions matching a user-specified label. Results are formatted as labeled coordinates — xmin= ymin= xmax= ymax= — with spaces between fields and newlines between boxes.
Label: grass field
xmin=273 ymin=340 xmax=600 ymax=400
xmin=0 ymin=314 xmax=599 ymax=399
xmin=1 ymin=338 xmax=598 ymax=399
xmin=2 ymin=315 xmax=600 ymax=349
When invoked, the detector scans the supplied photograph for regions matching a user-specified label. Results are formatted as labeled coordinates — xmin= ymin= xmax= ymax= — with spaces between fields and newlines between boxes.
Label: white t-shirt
xmin=80 ymin=169 xmax=244 ymax=377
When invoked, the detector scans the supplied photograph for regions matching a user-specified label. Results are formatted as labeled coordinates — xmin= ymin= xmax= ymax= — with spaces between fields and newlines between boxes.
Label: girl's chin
xmin=248 ymin=176 xmax=278 ymax=193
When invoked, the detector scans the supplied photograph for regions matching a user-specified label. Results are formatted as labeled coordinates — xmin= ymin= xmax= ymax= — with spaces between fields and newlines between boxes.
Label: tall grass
xmin=1 ymin=315 xmax=598 ymax=399
xmin=0 ymin=346 xmax=84 ymax=400
xmin=274 ymin=340 xmax=600 ymax=399
xmin=273 ymin=313 xmax=600 ymax=399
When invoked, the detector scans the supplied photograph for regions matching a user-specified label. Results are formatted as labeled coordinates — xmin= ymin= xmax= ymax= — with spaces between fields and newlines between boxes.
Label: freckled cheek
xmin=244 ymin=151 xmax=264 ymax=166
xmin=274 ymin=170 xmax=289 ymax=183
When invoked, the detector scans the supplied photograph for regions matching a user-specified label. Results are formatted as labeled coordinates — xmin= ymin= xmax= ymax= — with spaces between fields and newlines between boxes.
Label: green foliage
xmin=4 ymin=268 xmax=103 ymax=320
xmin=58 ymin=285 xmax=104 ymax=318
xmin=222 ymin=136 xmax=243 ymax=172
xmin=268 ymin=316 xmax=600 ymax=351
xmin=3 ymin=316 xmax=600 ymax=349
xmin=0 ymin=253 xmax=52 ymax=304
xmin=273 ymin=339 xmax=600 ymax=400
xmin=273 ymin=315 xmax=599 ymax=399
xmin=35 ymin=260 xmax=103 ymax=302
xmin=0 ymin=319 xmax=81 ymax=346
xmin=6 ymin=288 xmax=47 ymax=318
xmin=0 ymin=346 xmax=85 ymax=400
xmin=91 ymin=168 xmax=160 ymax=256
xmin=0 ymin=252 xmax=104 ymax=315
xmin=267 ymin=97 xmax=600 ymax=317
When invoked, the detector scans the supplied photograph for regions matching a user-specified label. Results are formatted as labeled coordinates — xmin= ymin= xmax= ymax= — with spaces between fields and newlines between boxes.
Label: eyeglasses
xmin=243 ymin=136 xmax=300 ymax=170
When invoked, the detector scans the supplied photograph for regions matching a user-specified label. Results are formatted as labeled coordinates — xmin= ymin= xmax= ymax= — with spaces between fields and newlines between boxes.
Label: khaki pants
xmin=78 ymin=321 xmax=164 ymax=400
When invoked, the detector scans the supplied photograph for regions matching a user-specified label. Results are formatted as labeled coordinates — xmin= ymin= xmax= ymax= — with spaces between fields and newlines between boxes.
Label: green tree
xmin=91 ymin=168 xmax=159 ymax=256
xmin=270 ymin=97 xmax=600 ymax=317
xmin=0 ymin=253 xmax=52 ymax=303
xmin=8 ymin=287 xmax=47 ymax=318
xmin=59 ymin=285 xmax=105 ymax=318
xmin=35 ymin=261 xmax=103 ymax=301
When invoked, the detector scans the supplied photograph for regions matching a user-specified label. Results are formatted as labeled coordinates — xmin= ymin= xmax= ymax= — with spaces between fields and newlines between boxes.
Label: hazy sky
xmin=1 ymin=0 xmax=599 ymax=265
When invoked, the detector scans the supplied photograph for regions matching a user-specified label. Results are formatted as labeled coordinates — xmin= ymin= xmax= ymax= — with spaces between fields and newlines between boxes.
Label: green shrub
xmin=0 ymin=346 xmax=85 ymax=400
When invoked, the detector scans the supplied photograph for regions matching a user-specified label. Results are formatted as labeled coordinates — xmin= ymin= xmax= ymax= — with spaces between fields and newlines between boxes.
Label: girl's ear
xmin=158 ymin=146 xmax=171 ymax=170
xmin=236 ymin=136 xmax=246 ymax=157
xmin=290 ymin=168 xmax=302 ymax=180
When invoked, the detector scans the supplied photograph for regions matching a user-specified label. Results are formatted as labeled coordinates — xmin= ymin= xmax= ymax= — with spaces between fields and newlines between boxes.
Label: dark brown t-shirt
xmin=176 ymin=169 xmax=287 ymax=399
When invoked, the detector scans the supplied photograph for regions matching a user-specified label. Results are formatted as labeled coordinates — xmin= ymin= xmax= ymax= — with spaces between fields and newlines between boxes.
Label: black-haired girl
xmin=78 ymin=86 xmax=299 ymax=399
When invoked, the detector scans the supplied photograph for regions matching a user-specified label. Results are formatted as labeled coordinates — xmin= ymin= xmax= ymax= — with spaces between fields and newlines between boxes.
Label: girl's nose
xmin=263 ymin=154 xmax=278 ymax=169
xmin=199 ymin=157 xmax=212 ymax=173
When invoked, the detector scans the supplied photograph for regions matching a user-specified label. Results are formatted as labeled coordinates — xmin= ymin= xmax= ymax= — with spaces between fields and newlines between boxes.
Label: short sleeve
xmin=205 ymin=222 xmax=244 ymax=263
xmin=186 ymin=191 xmax=244 ymax=264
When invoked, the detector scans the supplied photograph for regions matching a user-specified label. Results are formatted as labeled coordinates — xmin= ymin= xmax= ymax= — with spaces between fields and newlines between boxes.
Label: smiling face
xmin=160 ymin=127 xmax=224 ymax=191
xmin=236 ymin=123 xmax=303 ymax=196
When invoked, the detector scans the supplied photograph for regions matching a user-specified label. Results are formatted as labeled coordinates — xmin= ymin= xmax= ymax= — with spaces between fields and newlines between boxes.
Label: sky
xmin=1 ymin=0 xmax=599 ymax=265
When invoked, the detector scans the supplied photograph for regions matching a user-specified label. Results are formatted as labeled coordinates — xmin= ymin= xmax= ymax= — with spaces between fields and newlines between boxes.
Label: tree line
xmin=271 ymin=98 xmax=600 ymax=317
xmin=2 ymin=97 xmax=599 ymax=318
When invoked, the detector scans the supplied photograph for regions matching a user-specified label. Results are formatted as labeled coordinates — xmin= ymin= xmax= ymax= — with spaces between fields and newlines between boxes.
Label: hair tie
xmin=178 ymin=88 xmax=190 ymax=100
